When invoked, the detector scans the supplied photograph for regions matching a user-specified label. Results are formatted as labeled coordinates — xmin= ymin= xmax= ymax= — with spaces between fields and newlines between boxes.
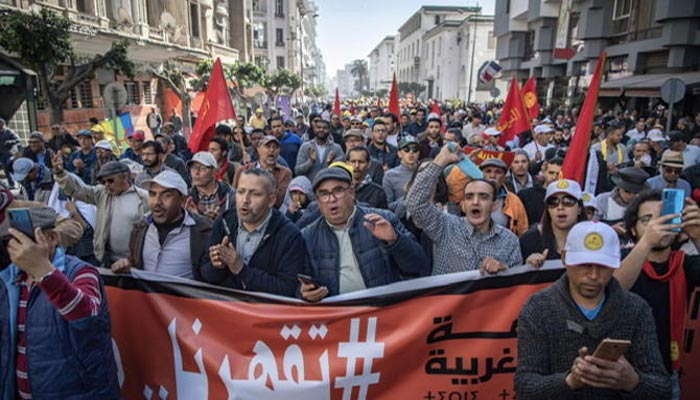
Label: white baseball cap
xmin=534 ymin=124 xmax=554 ymax=134
xmin=483 ymin=127 xmax=501 ymax=136
xmin=187 ymin=151 xmax=217 ymax=169
xmin=95 ymin=140 xmax=113 ymax=152
xmin=647 ymin=129 xmax=666 ymax=142
xmin=581 ymin=192 xmax=598 ymax=211
xmin=141 ymin=170 xmax=188 ymax=196
xmin=545 ymin=179 xmax=582 ymax=201
xmin=564 ymin=221 xmax=620 ymax=269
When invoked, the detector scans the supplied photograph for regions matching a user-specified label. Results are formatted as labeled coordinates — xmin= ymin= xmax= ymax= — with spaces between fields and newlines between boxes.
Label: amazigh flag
xmin=521 ymin=77 xmax=540 ymax=120
xmin=333 ymin=88 xmax=341 ymax=116
xmin=496 ymin=77 xmax=531 ymax=148
xmin=98 ymin=112 xmax=133 ymax=155
xmin=188 ymin=58 xmax=236 ymax=153
xmin=388 ymin=73 xmax=399 ymax=118
xmin=562 ymin=52 xmax=607 ymax=184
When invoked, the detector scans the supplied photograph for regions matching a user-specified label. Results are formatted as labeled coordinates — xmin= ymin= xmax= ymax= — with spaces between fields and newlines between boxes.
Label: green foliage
xmin=376 ymin=89 xmax=389 ymax=98
xmin=304 ymin=84 xmax=327 ymax=98
xmin=103 ymin=39 xmax=135 ymax=79
xmin=262 ymin=69 xmax=301 ymax=95
xmin=350 ymin=59 xmax=368 ymax=92
xmin=398 ymin=82 xmax=426 ymax=96
xmin=190 ymin=59 xmax=266 ymax=93
xmin=0 ymin=8 xmax=73 ymax=69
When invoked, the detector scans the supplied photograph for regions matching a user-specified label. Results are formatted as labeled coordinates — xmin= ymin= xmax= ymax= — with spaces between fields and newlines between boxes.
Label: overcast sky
xmin=315 ymin=0 xmax=496 ymax=75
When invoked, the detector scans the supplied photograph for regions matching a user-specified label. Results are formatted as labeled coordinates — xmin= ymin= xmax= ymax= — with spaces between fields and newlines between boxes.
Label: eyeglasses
xmin=316 ymin=186 xmax=350 ymax=203
xmin=101 ymin=178 xmax=116 ymax=185
xmin=663 ymin=166 xmax=682 ymax=175
xmin=402 ymin=147 xmax=420 ymax=153
xmin=545 ymin=196 xmax=579 ymax=208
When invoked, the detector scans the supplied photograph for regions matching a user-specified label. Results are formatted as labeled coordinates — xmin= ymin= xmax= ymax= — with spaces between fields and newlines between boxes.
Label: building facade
xmin=495 ymin=0 xmax=700 ymax=111
xmin=396 ymin=6 xmax=480 ymax=87
xmin=252 ymin=0 xmax=324 ymax=88
xmin=422 ymin=15 xmax=505 ymax=102
xmin=336 ymin=63 xmax=354 ymax=98
xmin=1 ymin=0 xmax=253 ymax=136
xmin=367 ymin=36 xmax=395 ymax=92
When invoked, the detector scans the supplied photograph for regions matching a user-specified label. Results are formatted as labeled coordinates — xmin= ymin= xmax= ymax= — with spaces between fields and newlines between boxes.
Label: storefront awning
xmin=600 ymin=71 xmax=700 ymax=98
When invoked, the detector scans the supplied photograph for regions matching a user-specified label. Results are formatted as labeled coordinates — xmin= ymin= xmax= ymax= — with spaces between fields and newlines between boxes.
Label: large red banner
xmin=103 ymin=265 xmax=700 ymax=399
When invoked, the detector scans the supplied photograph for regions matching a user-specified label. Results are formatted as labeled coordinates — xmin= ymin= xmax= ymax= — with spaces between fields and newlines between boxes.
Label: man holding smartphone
xmin=618 ymin=190 xmax=700 ymax=399
xmin=0 ymin=207 xmax=119 ymax=398
xmin=515 ymin=221 xmax=671 ymax=399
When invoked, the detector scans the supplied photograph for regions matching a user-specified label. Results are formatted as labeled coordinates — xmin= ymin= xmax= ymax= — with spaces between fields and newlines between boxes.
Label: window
xmin=76 ymin=0 xmax=88 ymax=13
xmin=189 ymin=2 xmax=200 ymax=38
xmin=613 ymin=0 xmax=632 ymax=19
xmin=124 ymin=81 xmax=140 ymax=105
xmin=487 ymin=31 xmax=496 ymax=49
xmin=277 ymin=56 xmax=285 ymax=69
xmin=275 ymin=0 xmax=284 ymax=17
xmin=142 ymin=82 xmax=153 ymax=104
xmin=70 ymin=81 xmax=93 ymax=109
xmin=611 ymin=0 xmax=661 ymax=44
xmin=438 ymin=37 xmax=442 ymax=56
xmin=431 ymin=42 xmax=435 ymax=69
xmin=523 ymin=30 xmax=535 ymax=60
xmin=434 ymin=15 xmax=440 ymax=25
xmin=254 ymin=22 xmax=267 ymax=48
xmin=276 ymin=28 xmax=284 ymax=46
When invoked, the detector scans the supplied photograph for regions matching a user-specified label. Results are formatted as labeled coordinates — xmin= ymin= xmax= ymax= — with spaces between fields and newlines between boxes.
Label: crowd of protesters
xmin=0 ymin=101 xmax=699 ymax=399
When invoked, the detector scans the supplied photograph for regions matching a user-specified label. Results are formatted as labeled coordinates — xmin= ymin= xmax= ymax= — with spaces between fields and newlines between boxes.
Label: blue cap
xmin=11 ymin=158 xmax=35 ymax=182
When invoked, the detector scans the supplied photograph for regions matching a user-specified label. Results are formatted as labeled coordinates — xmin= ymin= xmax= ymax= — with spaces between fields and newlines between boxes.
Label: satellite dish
xmin=160 ymin=12 xmax=177 ymax=30
xmin=103 ymin=82 xmax=127 ymax=112
xmin=117 ymin=7 xmax=133 ymax=26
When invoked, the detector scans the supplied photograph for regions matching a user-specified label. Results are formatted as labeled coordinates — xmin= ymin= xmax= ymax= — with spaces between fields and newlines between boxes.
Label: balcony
xmin=275 ymin=41 xmax=285 ymax=47
xmin=254 ymin=40 xmax=268 ymax=49
xmin=414 ymin=56 xmax=421 ymax=66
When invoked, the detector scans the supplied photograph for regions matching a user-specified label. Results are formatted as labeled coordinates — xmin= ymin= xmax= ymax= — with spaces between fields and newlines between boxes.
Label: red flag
xmin=521 ymin=77 xmax=540 ymax=120
xmin=333 ymin=88 xmax=341 ymax=116
xmin=430 ymin=100 xmax=446 ymax=133
xmin=188 ymin=58 xmax=236 ymax=153
xmin=388 ymin=73 xmax=400 ymax=118
xmin=496 ymin=77 xmax=531 ymax=147
xmin=562 ymin=52 xmax=607 ymax=184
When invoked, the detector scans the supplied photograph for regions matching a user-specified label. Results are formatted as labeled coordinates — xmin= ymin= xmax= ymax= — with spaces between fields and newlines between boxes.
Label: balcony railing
xmin=254 ymin=40 xmax=268 ymax=49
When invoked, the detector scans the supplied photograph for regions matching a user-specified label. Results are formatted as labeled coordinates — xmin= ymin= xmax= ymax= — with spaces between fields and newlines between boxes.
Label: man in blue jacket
xmin=199 ymin=168 xmax=306 ymax=296
xmin=0 ymin=207 xmax=119 ymax=399
xmin=299 ymin=166 xmax=430 ymax=302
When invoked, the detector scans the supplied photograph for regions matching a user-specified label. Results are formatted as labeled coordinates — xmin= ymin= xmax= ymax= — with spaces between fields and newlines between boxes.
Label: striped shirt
xmin=16 ymin=266 xmax=102 ymax=399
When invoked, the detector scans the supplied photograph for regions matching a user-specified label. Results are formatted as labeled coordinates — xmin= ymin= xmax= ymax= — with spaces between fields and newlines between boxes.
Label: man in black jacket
xmin=200 ymin=169 xmax=306 ymax=296
xmin=346 ymin=146 xmax=388 ymax=209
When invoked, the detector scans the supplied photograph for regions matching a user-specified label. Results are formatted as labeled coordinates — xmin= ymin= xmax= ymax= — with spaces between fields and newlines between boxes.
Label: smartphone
xmin=8 ymin=208 xmax=35 ymax=240
xmin=592 ymin=338 xmax=631 ymax=361
xmin=661 ymin=188 xmax=684 ymax=233
xmin=297 ymin=273 xmax=319 ymax=288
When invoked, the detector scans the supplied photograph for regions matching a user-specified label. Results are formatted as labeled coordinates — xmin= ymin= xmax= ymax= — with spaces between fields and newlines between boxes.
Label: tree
xmin=262 ymin=69 xmax=301 ymax=99
xmin=398 ymin=82 xmax=426 ymax=97
xmin=304 ymin=84 xmax=327 ymax=99
xmin=350 ymin=59 xmax=368 ymax=93
xmin=0 ymin=8 xmax=134 ymax=124
xmin=190 ymin=59 xmax=266 ymax=101
xmin=376 ymin=89 xmax=389 ymax=99
xmin=150 ymin=63 xmax=192 ymax=132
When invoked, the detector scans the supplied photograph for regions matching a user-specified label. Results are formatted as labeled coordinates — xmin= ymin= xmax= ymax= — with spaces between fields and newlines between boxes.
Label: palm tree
xmin=350 ymin=59 xmax=368 ymax=93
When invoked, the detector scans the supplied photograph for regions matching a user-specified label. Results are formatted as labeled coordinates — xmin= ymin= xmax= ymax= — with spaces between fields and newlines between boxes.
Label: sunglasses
xmin=663 ymin=166 xmax=682 ymax=175
xmin=546 ymin=195 xmax=578 ymax=208
xmin=402 ymin=147 xmax=420 ymax=153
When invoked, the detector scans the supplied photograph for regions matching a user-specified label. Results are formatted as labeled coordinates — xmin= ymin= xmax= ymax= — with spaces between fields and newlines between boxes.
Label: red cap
xmin=130 ymin=130 xmax=145 ymax=141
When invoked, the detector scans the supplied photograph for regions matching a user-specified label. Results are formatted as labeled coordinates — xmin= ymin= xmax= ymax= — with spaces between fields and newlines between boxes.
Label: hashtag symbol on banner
xmin=335 ymin=317 xmax=385 ymax=400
